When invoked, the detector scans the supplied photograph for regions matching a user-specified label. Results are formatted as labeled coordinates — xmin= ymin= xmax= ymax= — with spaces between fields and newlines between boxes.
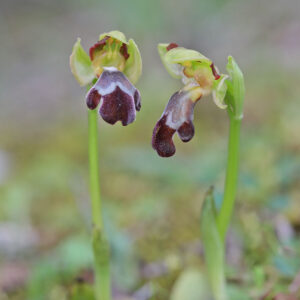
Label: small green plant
xmin=153 ymin=43 xmax=245 ymax=300
xmin=70 ymin=30 xmax=142 ymax=300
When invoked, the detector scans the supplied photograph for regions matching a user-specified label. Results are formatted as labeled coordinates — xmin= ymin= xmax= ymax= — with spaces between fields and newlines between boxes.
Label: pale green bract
xmin=225 ymin=56 xmax=245 ymax=119
xmin=70 ymin=38 xmax=95 ymax=86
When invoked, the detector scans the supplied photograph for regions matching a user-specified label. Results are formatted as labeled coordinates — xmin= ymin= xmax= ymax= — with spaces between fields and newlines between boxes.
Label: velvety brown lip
xmin=152 ymin=90 xmax=200 ymax=157
xmin=85 ymin=68 xmax=141 ymax=126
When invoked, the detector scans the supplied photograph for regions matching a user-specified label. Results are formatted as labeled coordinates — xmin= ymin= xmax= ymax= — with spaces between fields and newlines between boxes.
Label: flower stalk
xmin=88 ymin=109 xmax=103 ymax=230
xmin=88 ymin=109 xmax=111 ymax=300
xmin=217 ymin=55 xmax=245 ymax=242
xmin=217 ymin=115 xmax=241 ymax=242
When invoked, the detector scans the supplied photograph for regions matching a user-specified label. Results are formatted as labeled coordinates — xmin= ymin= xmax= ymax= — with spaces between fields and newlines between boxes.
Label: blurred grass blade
xmin=170 ymin=268 xmax=211 ymax=300
xmin=200 ymin=188 xmax=227 ymax=300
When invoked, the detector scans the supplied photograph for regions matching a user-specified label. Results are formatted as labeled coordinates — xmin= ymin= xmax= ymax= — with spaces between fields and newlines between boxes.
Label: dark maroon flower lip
xmin=152 ymin=90 xmax=200 ymax=157
xmin=85 ymin=67 xmax=141 ymax=126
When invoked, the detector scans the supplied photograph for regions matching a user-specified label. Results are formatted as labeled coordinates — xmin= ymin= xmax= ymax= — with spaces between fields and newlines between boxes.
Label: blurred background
xmin=0 ymin=0 xmax=300 ymax=299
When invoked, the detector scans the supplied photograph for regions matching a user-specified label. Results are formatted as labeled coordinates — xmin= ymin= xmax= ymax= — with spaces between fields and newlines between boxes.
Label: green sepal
xmin=99 ymin=30 xmax=127 ymax=44
xmin=70 ymin=38 xmax=95 ymax=86
xmin=225 ymin=56 xmax=245 ymax=119
xmin=124 ymin=39 xmax=142 ymax=84
xmin=212 ymin=74 xmax=229 ymax=109
xmin=200 ymin=187 xmax=227 ymax=300
xmin=164 ymin=47 xmax=211 ymax=65
xmin=158 ymin=43 xmax=182 ymax=79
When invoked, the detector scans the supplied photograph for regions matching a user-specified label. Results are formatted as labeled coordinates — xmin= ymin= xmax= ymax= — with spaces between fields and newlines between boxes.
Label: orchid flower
xmin=70 ymin=30 xmax=142 ymax=125
xmin=152 ymin=43 xmax=229 ymax=157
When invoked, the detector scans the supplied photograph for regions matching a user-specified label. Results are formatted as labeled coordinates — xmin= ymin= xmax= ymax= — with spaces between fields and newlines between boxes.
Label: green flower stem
xmin=217 ymin=115 xmax=241 ymax=242
xmin=89 ymin=109 xmax=103 ymax=229
xmin=88 ymin=109 xmax=111 ymax=300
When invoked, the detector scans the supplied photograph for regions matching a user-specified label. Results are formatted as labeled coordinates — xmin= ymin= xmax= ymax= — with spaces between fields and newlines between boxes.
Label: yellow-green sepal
xmin=99 ymin=30 xmax=127 ymax=44
xmin=158 ymin=43 xmax=182 ymax=79
xmin=212 ymin=74 xmax=229 ymax=109
xmin=164 ymin=47 xmax=211 ymax=65
xmin=124 ymin=39 xmax=142 ymax=84
xmin=70 ymin=38 xmax=95 ymax=86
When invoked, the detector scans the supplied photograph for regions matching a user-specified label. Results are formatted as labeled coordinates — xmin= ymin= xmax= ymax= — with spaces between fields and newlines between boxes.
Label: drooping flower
xmin=70 ymin=31 xmax=142 ymax=126
xmin=152 ymin=43 xmax=229 ymax=157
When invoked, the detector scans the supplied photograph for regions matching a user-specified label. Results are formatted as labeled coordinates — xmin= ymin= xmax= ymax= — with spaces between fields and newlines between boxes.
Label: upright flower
xmin=152 ymin=43 xmax=228 ymax=157
xmin=70 ymin=30 xmax=142 ymax=125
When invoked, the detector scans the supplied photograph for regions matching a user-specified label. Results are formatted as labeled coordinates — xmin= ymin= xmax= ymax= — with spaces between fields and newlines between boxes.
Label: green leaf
xmin=200 ymin=188 xmax=227 ymax=300
xmin=225 ymin=56 xmax=245 ymax=119
xmin=70 ymin=38 xmax=95 ymax=86
xmin=170 ymin=268 xmax=211 ymax=300
xmin=99 ymin=30 xmax=127 ymax=44
xmin=212 ymin=74 xmax=229 ymax=109
xmin=124 ymin=39 xmax=142 ymax=84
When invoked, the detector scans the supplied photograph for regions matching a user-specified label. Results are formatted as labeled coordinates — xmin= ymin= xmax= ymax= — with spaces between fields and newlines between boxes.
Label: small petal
xmin=210 ymin=63 xmax=221 ymax=80
xmin=166 ymin=43 xmax=178 ymax=51
xmin=89 ymin=36 xmax=109 ymax=60
xmin=120 ymin=43 xmax=130 ymax=60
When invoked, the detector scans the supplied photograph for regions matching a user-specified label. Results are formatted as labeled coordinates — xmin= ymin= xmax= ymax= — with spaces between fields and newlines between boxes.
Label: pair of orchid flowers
xmin=70 ymin=30 xmax=242 ymax=157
